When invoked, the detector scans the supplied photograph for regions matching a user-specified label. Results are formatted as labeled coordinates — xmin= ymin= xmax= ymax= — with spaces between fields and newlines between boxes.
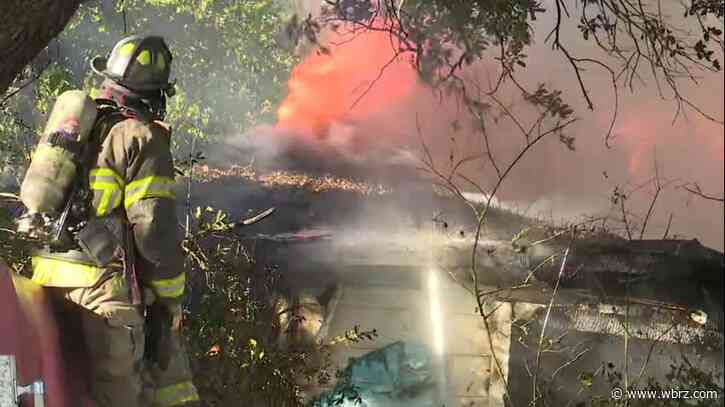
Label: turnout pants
xmin=46 ymin=270 xmax=199 ymax=407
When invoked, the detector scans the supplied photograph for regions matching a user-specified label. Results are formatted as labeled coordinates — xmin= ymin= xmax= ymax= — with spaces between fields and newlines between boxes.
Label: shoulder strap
xmin=63 ymin=101 xmax=129 ymax=240
xmin=92 ymin=100 xmax=129 ymax=146
xmin=75 ymin=101 xmax=128 ymax=184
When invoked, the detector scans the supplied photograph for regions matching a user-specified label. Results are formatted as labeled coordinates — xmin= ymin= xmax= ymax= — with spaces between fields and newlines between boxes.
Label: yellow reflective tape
xmin=150 ymin=273 xmax=186 ymax=299
xmin=31 ymin=257 xmax=105 ymax=287
xmin=119 ymin=43 xmax=136 ymax=57
xmin=137 ymin=50 xmax=152 ymax=65
xmin=153 ymin=380 xmax=199 ymax=406
xmin=125 ymin=175 xmax=174 ymax=192
xmin=89 ymin=168 xmax=125 ymax=216
xmin=90 ymin=168 xmax=125 ymax=187
xmin=89 ymin=181 xmax=122 ymax=216
xmin=157 ymin=53 xmax=166 ymax=70
xmin=124 ymin=176 xmax=176 ymax=209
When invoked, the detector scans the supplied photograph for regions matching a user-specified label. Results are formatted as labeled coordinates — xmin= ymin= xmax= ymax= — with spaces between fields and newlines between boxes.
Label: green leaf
xmin=579 ymin=372 xmax=594 ymax=388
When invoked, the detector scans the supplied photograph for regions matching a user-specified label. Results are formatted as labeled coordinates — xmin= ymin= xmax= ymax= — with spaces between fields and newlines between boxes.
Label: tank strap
xmin=76 ymin=102 xmax=128 ymax=191
xmin=44 ymin=131 xmax=84 ymax=158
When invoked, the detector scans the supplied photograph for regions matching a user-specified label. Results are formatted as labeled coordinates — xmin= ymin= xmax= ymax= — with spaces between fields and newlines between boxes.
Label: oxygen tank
xmin=20 ymin=90 xmax=97 ymax=213
xmin=17 ymin=90 xmax=97 ymax=240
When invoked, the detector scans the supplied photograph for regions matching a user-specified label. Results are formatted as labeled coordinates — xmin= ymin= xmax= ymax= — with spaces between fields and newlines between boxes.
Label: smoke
xmin=226 ymin=1 xmax=724 ymax=249
xmin=206 ymin=124 xmax=419 ymax=178
xmin=209 ymin=22 xmax=425 ymax=184
xmin=185 ymin=0 xmax=723 ymax=250
xmin=503 ymin=5 xmax=725 ymax=249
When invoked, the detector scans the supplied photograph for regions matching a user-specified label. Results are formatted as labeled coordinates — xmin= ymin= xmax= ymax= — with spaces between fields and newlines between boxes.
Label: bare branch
xmin=620 ymin=197 xmax=634 ymax=240
xmin=550 ymin=0 xmax=595 ymax=110
xmin=533 ymin=242 xmax=573 ymax=405
xmin=0 ymin=63 xmax=49 ymax=107
xmin=682 ymin=183 xmax=725 ymax=203
xmin=633 ymin=319 xmax=679 ymax=387
xmin=477 ymin=283 xmax=532 ymax=300
xmin=551 ymin=347 xmax=591 ymax=381
xmin=639 ymin=154 xmax=663 ymax=239
xmin=347 ymin=44 xmax=403 ymax=113
xmin=662 ymin=213 xmax=674 ymax=239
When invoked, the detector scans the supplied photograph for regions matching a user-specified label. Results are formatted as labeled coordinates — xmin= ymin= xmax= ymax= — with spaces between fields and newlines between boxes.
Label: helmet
xmin=91 ymin=35 xmax=175 ymax=94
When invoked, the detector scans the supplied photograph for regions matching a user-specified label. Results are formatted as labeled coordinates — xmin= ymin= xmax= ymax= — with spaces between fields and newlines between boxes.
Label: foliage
xmin=106 ymin=0 xmax=295 ymax=143
xmin=181 ymin=206 xmax=373 ymax=406
xmin=1 ymin=0 xmax=298 ymax=166
xmin=182 ymin=206 xmax=311 ymax=406
xmin=34 ymin=64 xmax=75 ymax=114
xmin=0 ymin=63 xmax=77 ymax=188
xmin=0 ymin=200 xmax=373 ymax=405
xmin=309 ymin=0 xmax=542 ymax=86
xmin=0 ymin=109 xmax=33 ymax=185
xmin=0 ymin=202 xmax=32 ymax=274
xmin=164 ymin=86 xmax=212 ymax=158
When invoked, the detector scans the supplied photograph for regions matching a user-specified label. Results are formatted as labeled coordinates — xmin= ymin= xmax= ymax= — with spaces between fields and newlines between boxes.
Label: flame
xmin=614 ymin=114 xmax=657 ymax=177
xmin=277 ymin=25 xmax=417 ymax=145
xmin=615 ymin=105 xmax=724 ymax=181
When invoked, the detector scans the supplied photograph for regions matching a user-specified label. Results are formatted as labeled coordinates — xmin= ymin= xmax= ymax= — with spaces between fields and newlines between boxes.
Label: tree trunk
xmin=0 ymin=0 xmax=83 ymax=95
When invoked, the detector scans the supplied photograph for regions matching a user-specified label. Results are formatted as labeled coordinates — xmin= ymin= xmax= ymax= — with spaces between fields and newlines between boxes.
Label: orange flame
xmin=277 ymin=26 xmax=417 ymax=143
xmin=615 ymin=105 xmax=724 ymax=181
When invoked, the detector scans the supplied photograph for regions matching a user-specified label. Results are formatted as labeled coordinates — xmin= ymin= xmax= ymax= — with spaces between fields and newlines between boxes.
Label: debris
xmin=238 ymin=207 xmax=276 ymax=226
xmin=195 ymin=164 xmax=392 ymax=196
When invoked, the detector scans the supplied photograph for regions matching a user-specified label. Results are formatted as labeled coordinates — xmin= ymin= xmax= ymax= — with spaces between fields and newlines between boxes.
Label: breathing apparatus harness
xmin=16 ymin=86 xmax=163 ymax=267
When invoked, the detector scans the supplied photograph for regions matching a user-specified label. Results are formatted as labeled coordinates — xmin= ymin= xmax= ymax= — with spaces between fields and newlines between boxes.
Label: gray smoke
xmin=206 ymin=124 xmax=419 ymax=179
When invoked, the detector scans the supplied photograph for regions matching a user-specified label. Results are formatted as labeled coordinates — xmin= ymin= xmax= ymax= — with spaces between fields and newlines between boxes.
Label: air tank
xmin=19 ymin=90 xmax=98 ymax=215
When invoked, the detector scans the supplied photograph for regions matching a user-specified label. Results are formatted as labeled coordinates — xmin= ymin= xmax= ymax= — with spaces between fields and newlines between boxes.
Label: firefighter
xmin=23 ymin=35 xmax=199 ymax=406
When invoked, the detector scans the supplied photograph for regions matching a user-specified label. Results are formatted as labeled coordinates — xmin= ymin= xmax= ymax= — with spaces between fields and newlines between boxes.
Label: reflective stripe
xmin=157 ymin=53 xmax=166 ymax=70
xmin=31 ymin=256 xmax=105 ymax=287
xmin=89 ymin=168 xmax=125 ymax=216
xmin=150 ymin=272 xmax=186 ymax=299
xmin=119 ymin=42 xmax=136 ymax=57
xmin=90 ymin=167 xmax=125 ymax=186
xmin=137 ymin=49 xmax=152 ymax=65
xmin=153 ymin=381 xmax=199 ymax=406
xmin=124 ymin=176 xmax=175 ymax=209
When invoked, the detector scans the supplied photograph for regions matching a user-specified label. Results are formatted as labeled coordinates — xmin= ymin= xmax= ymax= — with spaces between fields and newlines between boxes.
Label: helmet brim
xmin=91 ymin=55 xmax=129 ymax=87
xmin=91 ymin=56 xmax=110 ymax=77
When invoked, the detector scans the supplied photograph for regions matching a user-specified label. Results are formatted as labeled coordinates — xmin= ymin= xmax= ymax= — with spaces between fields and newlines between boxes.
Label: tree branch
xmin=682 ymin=183 xmax=725 ymax=203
